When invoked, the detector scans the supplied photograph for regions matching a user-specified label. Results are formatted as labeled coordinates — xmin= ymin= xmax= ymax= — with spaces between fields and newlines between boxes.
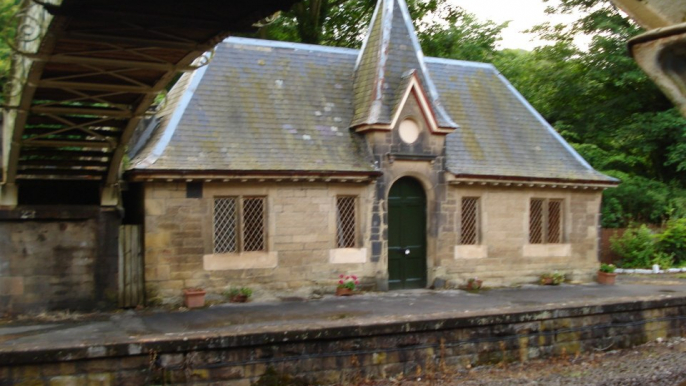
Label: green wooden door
xmin=388 ymin=177 xmax=427 ymax=290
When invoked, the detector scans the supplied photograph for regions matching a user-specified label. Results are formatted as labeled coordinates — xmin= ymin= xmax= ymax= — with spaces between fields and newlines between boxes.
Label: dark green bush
xmin=656 ymin=218 xmax=686 ymax=266
xmin=610 ymin=225 xmax=657 ymax=268
xmin=600 ymin=172 xmax=679 ymax=228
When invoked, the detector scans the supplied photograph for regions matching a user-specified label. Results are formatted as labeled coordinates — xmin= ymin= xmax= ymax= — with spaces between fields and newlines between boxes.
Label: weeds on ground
xmin=15 ymin=310 xmax=97 ymax=323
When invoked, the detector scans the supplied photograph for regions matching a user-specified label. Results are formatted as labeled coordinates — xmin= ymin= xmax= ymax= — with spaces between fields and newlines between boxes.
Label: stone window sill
xmin=329 ymin=248 xmax=367 ymax=264
xmin=522 ymin=243 xmax=571 ymax=258
xmin=203 ymin=251 xmax=278 ymax=271
xmin=454 ymin=245 xmax=488 ymax=259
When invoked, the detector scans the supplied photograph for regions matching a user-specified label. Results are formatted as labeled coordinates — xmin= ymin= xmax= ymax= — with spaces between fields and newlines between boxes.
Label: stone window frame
xmin=336 ymin=195 xmax=358 ymax=248
xmin=529 ymin=198 xmax=564 ymax=244
xmin=459 ymin=196 xmax=480 ymax=245
xmin=213 ymin=195 xmax=268 ymax=253
xmin=328 ymin=186 xmax=368 ymax=264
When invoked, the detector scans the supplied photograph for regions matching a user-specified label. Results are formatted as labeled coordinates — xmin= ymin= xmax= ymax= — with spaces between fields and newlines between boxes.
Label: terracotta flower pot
xmin=336 ymin=287 xmax=354 ymax=296
xmin=466 ymin=280 xmax=483 ymax=290
xmin=183 ymin=288 xmax=206 ymax=308
xmin=597 ymin=271 xmax=617 ymax=285
xmin=230 ymin=294 xmax=249 ymax=303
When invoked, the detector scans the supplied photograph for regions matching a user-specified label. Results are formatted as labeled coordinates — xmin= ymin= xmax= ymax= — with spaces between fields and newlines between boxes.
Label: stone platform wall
xmin=0 ymin=206 xmax=120 ymax=315
xmin=1 ymin=297 xmax=684 ymax=385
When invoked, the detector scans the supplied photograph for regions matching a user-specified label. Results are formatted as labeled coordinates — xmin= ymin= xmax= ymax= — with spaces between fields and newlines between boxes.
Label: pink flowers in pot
xmin=337 ymin=274 xmax=359 ymax=291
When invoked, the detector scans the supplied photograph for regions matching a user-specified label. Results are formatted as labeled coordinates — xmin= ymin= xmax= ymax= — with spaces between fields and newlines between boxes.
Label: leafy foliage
xmin=0 ymin=0 xmax=682 ymax=231
xmin=0 ymin=0 xmax=20 ymax=104
xmin=596 ymin=171 xmax=686 ymax=227
xmin=496 ymin=0 xmax=686 ymax=227
xmin=610 ymin=225 xmax=657 ymax=268
xmin=599 ymin=263 xmax=615 ymax=273
xmin=415 ymin=7 xmax=507 ymax=63
xmin=258 ymin=0 xmax=686 ymax=229
xmin=655 ymin=218 xmax=686 ymax=266
xmin=609 ymin=220 xmax=686 ymax=269
xmin=257 ymin=0 xmax=505 ymax=54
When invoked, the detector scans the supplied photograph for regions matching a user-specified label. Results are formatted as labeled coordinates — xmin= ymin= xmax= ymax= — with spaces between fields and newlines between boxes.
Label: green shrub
xmin=599 ymin=171 xmax=686 ymax=228
xmin=225 ymin=287 xmax=253 ymax=298
xmin=656 ymin=218 xmax=686 ymax=265
xmin=599 ymin=263 xmax=616 ymax=273
xmin=651 ymin=251 xmax=675 ymax=269
xmin=610 ymin=225 xmax=657 ymax=268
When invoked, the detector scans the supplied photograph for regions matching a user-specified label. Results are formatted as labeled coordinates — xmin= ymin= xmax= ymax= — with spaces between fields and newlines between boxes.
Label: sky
xmin=454 ymin=0 xmax=584 ymax=50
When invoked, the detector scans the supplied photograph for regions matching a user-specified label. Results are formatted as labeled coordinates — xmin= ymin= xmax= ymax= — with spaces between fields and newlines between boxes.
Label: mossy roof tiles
xmin=130 ymin=41 xmax=374 ymax=173
xmin=351 ymin=0 xmax=456 ymax=129
xmin=129 ymin=4 xmax=615 ymax=184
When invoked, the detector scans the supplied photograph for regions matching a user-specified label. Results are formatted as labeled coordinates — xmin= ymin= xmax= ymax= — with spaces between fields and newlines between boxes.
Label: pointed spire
xmin=350 ymin=0 xmax=458 ymax=131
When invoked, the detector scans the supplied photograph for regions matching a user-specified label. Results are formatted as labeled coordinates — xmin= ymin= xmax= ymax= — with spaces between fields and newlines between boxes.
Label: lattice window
xmin=214 ymin=197 xmax=237 ymax=253
xmin=336 ymin=196 xmax=357 ymax=248
xmin=460 ymin=197 xmax=479 ymax=245
xmin=529 ymin=198 xmax=563 ymax=244
xmin=548 ymin=200 xmax=562 ymax=243
xmin=213 ymin=196 xmax=266 ymax=253
xmin=243 ymin=197 xmax=266 ymax=252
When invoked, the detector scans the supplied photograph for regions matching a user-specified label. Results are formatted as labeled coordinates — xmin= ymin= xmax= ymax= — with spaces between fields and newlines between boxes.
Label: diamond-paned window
xmin=213 ymin=196 xmax=266 ymax=253
xmin=243 ymin=197 xmax=266 ymax=252
xmin=460 ymin=197 xmax=479 ymax=245
xmin=214 ymin=198 xmax=237 ymax=253
xmin=530 ymin=198 xmax=563 ymax=244
xmin=336 ymin=196 xmax=357 ymax=248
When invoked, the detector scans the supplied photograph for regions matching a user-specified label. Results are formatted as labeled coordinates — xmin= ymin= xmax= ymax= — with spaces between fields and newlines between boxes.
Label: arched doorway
xmin=388 ymin=177 xmax=427 ymax=289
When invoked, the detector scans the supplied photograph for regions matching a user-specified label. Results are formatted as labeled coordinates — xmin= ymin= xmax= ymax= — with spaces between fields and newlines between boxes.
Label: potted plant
xmin=183 ymin=288 xmax=206 ymax=308
xmin=226 ymin=287 xmax=253 ymax=303
xmin=540 ymin=272 xmax=565 ymax=285
xmin=597 ymin=263 xmax=617 ymax=285
xmin=466 ymin=277 xmax=483 ymax=290
xmin=336 ymin=274 xmax=359 ymax=296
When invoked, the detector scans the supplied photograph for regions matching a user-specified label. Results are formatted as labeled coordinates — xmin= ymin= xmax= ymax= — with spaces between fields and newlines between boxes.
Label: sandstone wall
xmin=143 ymin=182 xmax=377 ymax=304
xmin=144 ymin=180 xmax=603 ymax=304
xmin=435 ymin=186 xmax=603 ymax=287
xmin=0 ymin=206 xmax=120 ymax=314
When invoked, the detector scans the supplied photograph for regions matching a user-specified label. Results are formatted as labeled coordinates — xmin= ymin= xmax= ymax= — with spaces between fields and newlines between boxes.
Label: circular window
xmin=398 ymin=119 xmax=421 ymax=144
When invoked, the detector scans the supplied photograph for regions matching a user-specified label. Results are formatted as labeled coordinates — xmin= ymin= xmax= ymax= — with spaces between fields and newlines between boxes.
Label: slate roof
xmin=128 ymin=0 xmax=616 ymax=185
xmin=130 ymin=41 xmax=375 ymax=174
xmin=427 ymin=59 xmax=615 ymax=182
xmin=351 ymin=0 xmax=457 ymax=129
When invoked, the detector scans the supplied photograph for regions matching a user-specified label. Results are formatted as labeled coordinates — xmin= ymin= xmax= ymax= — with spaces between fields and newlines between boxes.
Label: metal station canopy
xmin=1 ymin=0 xmax=297 ymax=206
xmin=610 ymin=0 xmax=686 ymax=117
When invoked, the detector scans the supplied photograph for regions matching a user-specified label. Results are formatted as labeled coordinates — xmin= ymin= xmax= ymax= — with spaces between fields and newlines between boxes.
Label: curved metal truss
xmin=1 ymin=0 xmax=297 ymax=206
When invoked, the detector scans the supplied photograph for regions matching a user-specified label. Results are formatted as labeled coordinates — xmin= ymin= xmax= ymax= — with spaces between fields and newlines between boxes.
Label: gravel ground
xmin=353 ymin=337 xmax=686 ymax=386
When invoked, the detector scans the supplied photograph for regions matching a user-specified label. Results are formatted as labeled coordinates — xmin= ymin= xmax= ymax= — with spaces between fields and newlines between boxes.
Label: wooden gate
xmin=118 ymin=225 xmax=144 ymax=308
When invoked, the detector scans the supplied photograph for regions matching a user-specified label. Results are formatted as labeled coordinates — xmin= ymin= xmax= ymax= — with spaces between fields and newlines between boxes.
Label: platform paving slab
xmin=0 ymin=277 xmax=684 ymax=362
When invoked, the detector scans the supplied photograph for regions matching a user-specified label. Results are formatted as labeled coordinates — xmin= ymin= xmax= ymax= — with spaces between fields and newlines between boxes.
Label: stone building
xmin=126 ymin=0 xmax=617 ymax=303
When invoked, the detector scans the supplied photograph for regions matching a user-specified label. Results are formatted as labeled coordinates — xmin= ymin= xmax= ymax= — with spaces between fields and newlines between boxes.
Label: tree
xmin=258 ymin=0 xmax=505 ymax=55
xmin=416 ymin=6 xmax=507 ymax=63
xmin=258 ymin=0 xmax=686 ymax=227
xmin=0 ymin=0 xmax=20 ymax=104
xmin=508 ymin=0 xmax=686 ymax=227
